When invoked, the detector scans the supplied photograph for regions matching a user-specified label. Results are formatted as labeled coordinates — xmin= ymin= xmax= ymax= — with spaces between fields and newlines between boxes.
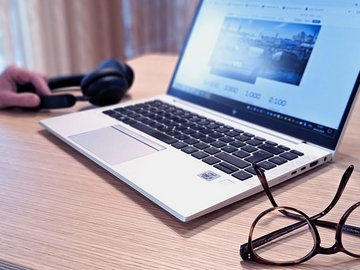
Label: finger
xmin=0 ymin=91 xmax=41 ymax=108
xmin=6 ymin=65 xmax=51 ymax=95
xmin=35 ymin=71 xmax=48 ymax=81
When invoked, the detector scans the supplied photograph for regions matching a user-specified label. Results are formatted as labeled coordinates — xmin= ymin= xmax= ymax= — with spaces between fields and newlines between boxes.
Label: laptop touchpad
xmin=70 ymin=125 xmax=165 ymax=165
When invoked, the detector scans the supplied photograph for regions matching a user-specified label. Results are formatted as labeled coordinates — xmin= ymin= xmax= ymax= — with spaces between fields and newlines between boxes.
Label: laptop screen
xmin=168 ymin=0 xmax=360 ymax=150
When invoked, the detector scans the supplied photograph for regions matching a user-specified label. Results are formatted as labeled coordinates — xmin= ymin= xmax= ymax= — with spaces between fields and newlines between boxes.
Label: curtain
xmin=122 ymin=0 xmax=200 ymax=58
xmin=0 ymin=0 xmax=199 ymax=76
xmin=0 ymin=0 xmax=124 ymax=76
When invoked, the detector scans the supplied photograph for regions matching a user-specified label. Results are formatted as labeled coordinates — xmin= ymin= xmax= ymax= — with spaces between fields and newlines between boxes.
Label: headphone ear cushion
xmin=81 ymin=68 xmax=128 ymax=106
xmin=85 ymin=74 xmax=129 ymax=106
xmin=98 ymin=59 xmax=134 ymax=88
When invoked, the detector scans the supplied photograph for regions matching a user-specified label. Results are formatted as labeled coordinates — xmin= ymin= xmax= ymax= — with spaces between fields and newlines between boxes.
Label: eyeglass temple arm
xmin=315 ymin=219 xmax=360 ymax=236
xmin=253 ymin=164 xmax=354 ymax=220
xmin=313 ymin=164 xmax=354 ymax=219
xmin=253 ymin=163 xmax=279 ymax=207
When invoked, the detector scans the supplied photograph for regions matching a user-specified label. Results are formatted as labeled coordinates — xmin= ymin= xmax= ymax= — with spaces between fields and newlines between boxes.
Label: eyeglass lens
xmin=251 ymin=207 xmax=315 ymax=264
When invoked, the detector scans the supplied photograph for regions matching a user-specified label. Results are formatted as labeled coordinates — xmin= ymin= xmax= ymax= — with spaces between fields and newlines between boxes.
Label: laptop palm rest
xmin=70 ymin=125 xmax=165 ymax=165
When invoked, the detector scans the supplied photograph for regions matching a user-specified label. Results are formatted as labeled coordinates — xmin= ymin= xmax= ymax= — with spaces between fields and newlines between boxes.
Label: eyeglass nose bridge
xmin=317 ymin=241 xmax=343 ymax=255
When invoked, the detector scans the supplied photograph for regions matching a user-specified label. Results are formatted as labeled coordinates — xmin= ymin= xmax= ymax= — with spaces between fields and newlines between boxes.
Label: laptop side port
xmin=310 ymin=160 xmax=318 ymax=168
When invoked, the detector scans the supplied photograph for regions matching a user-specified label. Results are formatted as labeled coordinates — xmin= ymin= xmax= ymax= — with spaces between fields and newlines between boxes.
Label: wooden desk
xmin=0 ymin=54 xmax=359 ymax=270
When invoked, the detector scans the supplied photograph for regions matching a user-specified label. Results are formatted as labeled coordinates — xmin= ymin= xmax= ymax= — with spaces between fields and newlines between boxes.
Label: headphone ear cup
xmin=81 ymin=59 xmax=134 ymax=106
xmin=100 ymin=59 xmax=134 ymax=88
xmin=97 ymin=59 xmax=134 ymax=90
xmin=82 ymin=72 xmax=129 ymax=106
xmin=83 ymin=75 xmax=129 ymax=106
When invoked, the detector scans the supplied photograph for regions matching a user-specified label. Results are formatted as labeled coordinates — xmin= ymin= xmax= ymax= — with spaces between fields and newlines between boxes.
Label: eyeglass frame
xmin=240 ymin=164 xmax=360 ymax=266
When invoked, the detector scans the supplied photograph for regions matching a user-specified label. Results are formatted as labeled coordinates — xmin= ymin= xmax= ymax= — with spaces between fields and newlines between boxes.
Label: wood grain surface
xmin=0 ymin=55 xmax=359 ymax=270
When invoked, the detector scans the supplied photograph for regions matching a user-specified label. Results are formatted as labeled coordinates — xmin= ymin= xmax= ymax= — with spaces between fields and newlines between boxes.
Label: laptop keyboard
xmin=103 ymin=100 xmax=304 ymax=181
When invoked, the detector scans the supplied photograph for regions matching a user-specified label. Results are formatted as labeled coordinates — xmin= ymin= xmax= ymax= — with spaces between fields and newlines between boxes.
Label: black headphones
xmin=16 ymin=59 xmax=134 ymax=109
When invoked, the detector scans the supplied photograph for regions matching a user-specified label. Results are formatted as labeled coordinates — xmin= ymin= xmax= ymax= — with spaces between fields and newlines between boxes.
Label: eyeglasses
xmin=240 ymin=164 xmax=360 ymax=266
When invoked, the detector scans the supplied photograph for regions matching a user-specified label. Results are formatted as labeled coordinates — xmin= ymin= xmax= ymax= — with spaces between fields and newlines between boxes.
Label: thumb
xmin=2 ymin=92 xmax=41 ymax=108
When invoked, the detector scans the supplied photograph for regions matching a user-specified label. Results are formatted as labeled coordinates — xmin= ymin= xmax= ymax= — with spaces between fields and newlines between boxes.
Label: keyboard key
xmin=174 ymin=125 xmax=188 ymax=131
xmin=181 ymin=146 xmax=198 ymax=154
xmin=201 ymin=129 xmax=213 ymax=135
xmin=254 ymin=136 xmax=266 ymax=141
xmin=216 ymin=127 xmax=230 ymax=133
xmin=269 ymin=156 xmax=288 ymax=165
xmin=245 ymin=150 xmax=273 ymax=163
xmin=232 ymin=171 xmax=252 ymax=181
xmin=221 ymin=145 xmax=238 ymax=153
xmin=103 ymin=110 xmax=117 ymax=116
xmin=114 ymin=107 xmax=128 ymax=113
xmin=266 ymin=141 xmax=278 ymax=146
xmin=229 ymin=141 xmax=246 ymax=148
xmin=225 ymin=130 xmax=240 ymax=137
xmin=191 ymin=132 xmax=206 ymax=139
xmin=278 ymin=145 xmax=290 ymax=151
xmin=209 ymin=132 xmax=224 ymax=139
xmin=192 ymin=151 xmax=209 ymax=159
xmin=200 ymin=136 xmax=216 ymax=143
xmin=233 ymin=150 xmax=250 ymax=159
xmin=172 ymin=142 xmax=188 ymax=149
xmin=242 ymin=145 xmax=258 ymax=153
xmin=258 ymin=144 xmax=284 ymax=155
xmin=243 ymin=132 xmax=255 ymax=137
xmin=198 ymin=119 xmax=210 ymax=125
xmin=183 ymin=128 xmax=197 ymax=135
xmin=245 ymin=167 xmax=257 ymax=175
xmin=214 ymin=162 xmax=239 ymax=174
xmin=175 ymin=134 xmax=190 ymax=140
xmin=192 ymin=125 xmax=206 ymax=131
xmin=207 ymin=123 xmax=220 ymax=129
xmin=203 ymin=156 xmax=221 ymax=165
xmin=290 ymin=150 xmax=304 ymax=156
xmin=184 ymin=138 xmax=199 ymax=145
xmin=235 ymin=134 xmax=251 ymax=142
xmin=150 ymin=122 xmax=164 ymax=129
xmin=194 ymin=142 xmax=210 ymax=150
xmin=123 ymin=118 xmax=137 ymax=125
xmin=280 ymin=152 xmax=299 ymax=161
xmin=247 ymin=139 xmax=263 ymax=146
xmin=166 ymin=130 xmax=181 ymax=136
xmin=219 ymin=136 xmax=235 ymax=143
xmin=258 ymin=160 xmax=276 ymax=170
xmin=211 ymin=141 xmax=227 ymax=148
xmin=204 ymin=147 xmax=221 ymax=155
xmin=215 ymin=152 xmax=250 ymax=169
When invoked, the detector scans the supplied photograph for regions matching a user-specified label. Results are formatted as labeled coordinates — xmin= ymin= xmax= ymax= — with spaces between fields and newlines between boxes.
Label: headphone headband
xmin=17 ymin=74 xmax=86 ymax=94
xmin=48 ymin=74 xmax=85 ymax=90
xmin=16 ymin=59 xmax=134 ymax=109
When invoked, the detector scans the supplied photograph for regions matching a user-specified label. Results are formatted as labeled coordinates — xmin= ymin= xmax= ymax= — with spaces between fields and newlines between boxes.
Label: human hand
xmin=0 ymin=65 xmax=51 ymax=109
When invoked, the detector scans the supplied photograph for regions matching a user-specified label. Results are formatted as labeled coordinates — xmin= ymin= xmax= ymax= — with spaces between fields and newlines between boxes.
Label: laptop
xmin=40 ymin=0 xmax=360 ymax=222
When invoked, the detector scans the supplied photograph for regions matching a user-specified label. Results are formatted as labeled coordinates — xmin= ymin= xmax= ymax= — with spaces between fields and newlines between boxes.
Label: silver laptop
xmin=41 ymin=0 xmax=360 ymax=222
